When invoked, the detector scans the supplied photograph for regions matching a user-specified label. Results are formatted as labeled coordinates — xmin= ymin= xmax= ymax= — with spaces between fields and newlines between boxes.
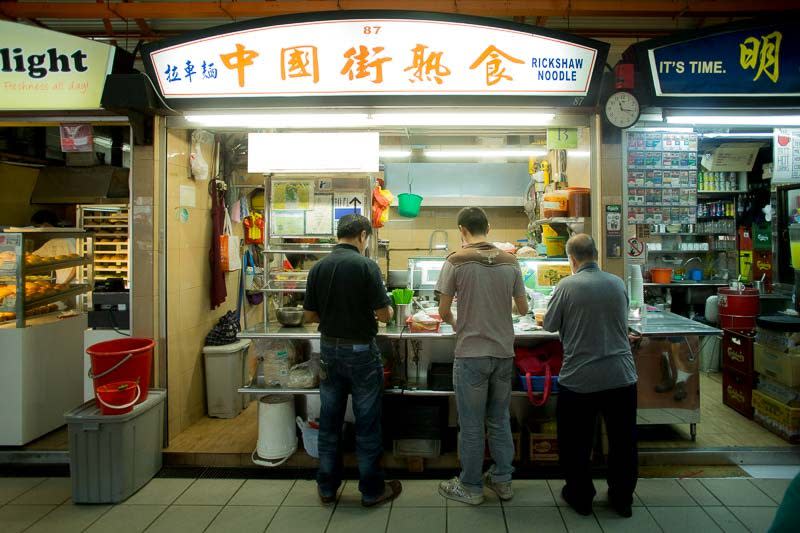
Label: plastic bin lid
xmin=202 ymin=339 xmax=252 ymax=353
xmin=64 ymin=389 xmax=166 ymax=423
xmin=756 ymin=315 xmax=800 ymax=332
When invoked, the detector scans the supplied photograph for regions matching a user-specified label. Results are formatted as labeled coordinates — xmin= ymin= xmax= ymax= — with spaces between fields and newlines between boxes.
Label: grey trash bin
xmin=65 ymin=389 xmax=165 ymax=504
xmin=203 ymin=339 xmax=252 ymax=418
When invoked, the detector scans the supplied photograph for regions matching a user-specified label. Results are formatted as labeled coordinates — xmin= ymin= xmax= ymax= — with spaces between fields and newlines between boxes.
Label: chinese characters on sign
xmin=773 ymin=128 xmax=800 ymax=182
xmin=469 ymin=45 xmax=524 ymax=86
xmin=739 ymin=31 xmax=782 ymax=83
xmin=220 ymin=43 xmax=259 ymax=87
xmin=148 ymin=19 xmax=599 ymax=98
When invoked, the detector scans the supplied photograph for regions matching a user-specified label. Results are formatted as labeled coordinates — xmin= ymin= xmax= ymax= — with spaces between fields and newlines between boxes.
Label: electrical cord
xmin=107 ymin=308 xmax=131 ymax=337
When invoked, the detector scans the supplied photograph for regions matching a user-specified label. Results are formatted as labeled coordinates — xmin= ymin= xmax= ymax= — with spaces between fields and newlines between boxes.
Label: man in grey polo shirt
xmin=543 ymin=234 xmax=638 ymax=519
xmin=435 ymin=207 xmax=528 ymax=506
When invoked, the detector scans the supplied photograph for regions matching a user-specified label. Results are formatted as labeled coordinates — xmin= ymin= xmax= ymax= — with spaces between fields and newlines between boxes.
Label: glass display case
xmin=0 ymin=229 xmax=94 ymax=328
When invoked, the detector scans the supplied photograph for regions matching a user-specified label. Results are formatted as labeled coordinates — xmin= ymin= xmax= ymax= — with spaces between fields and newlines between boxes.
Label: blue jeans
xmin=317 ymin=339 xmax=385 ymax=501
xmin=453 ymin=357 xmax=516 ymax=494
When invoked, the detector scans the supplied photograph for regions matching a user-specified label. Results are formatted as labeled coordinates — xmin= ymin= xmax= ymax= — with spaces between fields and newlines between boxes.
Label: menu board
xmin=774 ymin=128 xmax=800 ymax=182
xmin=626 ymin=132 xmax=699 ymax=225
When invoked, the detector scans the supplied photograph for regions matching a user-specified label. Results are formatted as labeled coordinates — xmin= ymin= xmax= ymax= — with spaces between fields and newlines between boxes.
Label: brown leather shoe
xmin=362 ymin=480 xmax=403 ymax=507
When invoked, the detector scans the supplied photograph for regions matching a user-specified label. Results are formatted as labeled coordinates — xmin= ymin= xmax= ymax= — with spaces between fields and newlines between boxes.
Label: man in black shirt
xmin=304 ymin=214 xmax=401 ymax=507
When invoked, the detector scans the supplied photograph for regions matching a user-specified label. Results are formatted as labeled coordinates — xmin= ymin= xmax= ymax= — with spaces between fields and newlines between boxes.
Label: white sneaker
xmin=438 ymin=477 xmax=485 ymax=505
xmin=483 ymin=471 xmax=514 ymax=501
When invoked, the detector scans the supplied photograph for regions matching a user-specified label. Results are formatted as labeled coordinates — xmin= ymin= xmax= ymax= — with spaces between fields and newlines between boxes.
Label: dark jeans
xmin=317 ymin=339 xmax=384 ymax=501
xmin=556 ymin=382 xmax=638 ymax=507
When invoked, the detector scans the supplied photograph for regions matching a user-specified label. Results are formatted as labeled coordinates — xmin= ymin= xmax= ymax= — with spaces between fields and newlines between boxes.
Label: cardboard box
xmin=723 ymin=368 xmax=755 ymax=419
xmin=755 ymin=343 xmax=800 ymax=387
xmin=529 ymin=433 xmax=559 ymax=463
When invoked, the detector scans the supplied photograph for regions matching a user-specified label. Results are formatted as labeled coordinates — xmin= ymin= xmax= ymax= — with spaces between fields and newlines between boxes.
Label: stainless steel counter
xmin=238 ymin=322 xmax=560 ymax=341
xmin=628 ymin=311 xmax=722 ymax=337
xmin=643 ymin=282 xmax=728 ymax=288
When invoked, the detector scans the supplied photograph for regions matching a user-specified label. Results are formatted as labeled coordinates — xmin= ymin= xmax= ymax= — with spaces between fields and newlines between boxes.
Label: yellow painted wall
xmin=0 ymin=163 xmax=39 ymax=226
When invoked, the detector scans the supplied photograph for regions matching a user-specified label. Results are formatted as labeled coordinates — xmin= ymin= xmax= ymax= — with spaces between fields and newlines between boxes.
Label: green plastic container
xmin=398 ymin=193 xmax=423 ymax=218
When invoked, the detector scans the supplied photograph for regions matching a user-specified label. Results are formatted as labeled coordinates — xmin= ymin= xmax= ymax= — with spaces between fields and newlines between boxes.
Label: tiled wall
xmin=0 ymin=163 xmax=40 ymax=226
xmin=377 ymin=207 xmax=533 ymax=271
xmin=600 ymin=141 xmax=625 ymax=279
xmin=165 ymin=130 xmax=260 ymax=438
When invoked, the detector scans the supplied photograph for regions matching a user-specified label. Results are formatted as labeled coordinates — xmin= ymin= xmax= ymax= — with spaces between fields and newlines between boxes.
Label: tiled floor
xmin=0 ymin=475 xmax=789 ymax=532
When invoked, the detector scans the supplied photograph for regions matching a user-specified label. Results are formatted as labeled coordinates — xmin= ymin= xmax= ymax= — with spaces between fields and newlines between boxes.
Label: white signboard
xmin=148 ymin=18 xmax=598 ymax=99
xmin=774 ymin=128 xmax=800 ymax=182
xmin=248 ymin=132 xmax=379 ymax=173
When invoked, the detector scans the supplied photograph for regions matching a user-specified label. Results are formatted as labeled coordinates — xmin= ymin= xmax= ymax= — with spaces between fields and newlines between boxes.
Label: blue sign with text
xmin=649 ymin=22 xmax=800 ymax=97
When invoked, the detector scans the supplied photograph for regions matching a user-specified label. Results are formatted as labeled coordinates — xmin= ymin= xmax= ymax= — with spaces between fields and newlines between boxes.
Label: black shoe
xmin=362 ymin=480 xmax=403 ymax=507
xmin=561 ymin=486 xmax=592 ymax=516
xmin=318 ymin=487 xmax=336 ymax=506
xmin=608 ymin=495 xmax=633 ymax=518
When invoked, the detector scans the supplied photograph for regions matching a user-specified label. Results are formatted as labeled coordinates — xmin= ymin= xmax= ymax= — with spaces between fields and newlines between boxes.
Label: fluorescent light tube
xmin=425 ymin=148 xmax=548 ymax=158
xmin=667 ymin=115 xmax=800 ymax=126
xmin=379 ymin=149 xmax=412 ymax=158
xmin=185 ymin=111 xmax=556 ymax=129
xmin=699 ymin=132 xmax=773 ymax=139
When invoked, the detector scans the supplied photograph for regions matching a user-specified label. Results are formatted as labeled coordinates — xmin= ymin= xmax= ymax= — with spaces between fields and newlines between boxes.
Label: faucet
xmin=682 ymin=257 xmax=702 ymax=269
xmin=428 ymin=230 xmax=449 ymax=256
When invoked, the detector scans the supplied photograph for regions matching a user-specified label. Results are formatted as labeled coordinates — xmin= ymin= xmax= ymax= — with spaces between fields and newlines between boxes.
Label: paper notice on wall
xmin=272 ymin=181 xmax=313 ymax=211
xmin=179 ymin=184 xmax=196 ymax=208
xmin=271 ymin=210 xmax=305 ymax=236
xmin=305 ymin=194 xmax=334 ymax=235
xmin=700 ymin=142 xmax=762 ymax=172
xmin=774 ymin=129 xmax=800 ymax=182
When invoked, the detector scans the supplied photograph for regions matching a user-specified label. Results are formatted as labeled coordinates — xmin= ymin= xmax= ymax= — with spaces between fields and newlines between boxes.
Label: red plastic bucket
xmin=718 ymin=288 xmax=760 ymax=317
xmin=720 ymin=314 xmax=757 ymax=331
xmin=87 ymin=338 xmax=154 ymax=407
xmin=95 ymin=381 xmax=141 ymax=415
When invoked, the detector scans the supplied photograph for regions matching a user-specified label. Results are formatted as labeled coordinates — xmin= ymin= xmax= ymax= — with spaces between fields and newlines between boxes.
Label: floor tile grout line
xmin=200 ymin=477 xmax=247 ymax=533
xmin=137 ymin=504 xmax=173 ymax=533
xmin=640 ymin=502 xmax=667 ymax=533
xmin=745 ymin=478 xmax=785 ymax=505
xmin=722 ymin=502 xmax=771 ymax=532
xmin=697 ymin=505 xmax=742 ymax=533
xmin=677 ymin=478 xmax=722 ymax=507
xmin=5 ymin=477 xmax=49 ymax=506
xmin=77 ymin=503 xmax=115 ymax=533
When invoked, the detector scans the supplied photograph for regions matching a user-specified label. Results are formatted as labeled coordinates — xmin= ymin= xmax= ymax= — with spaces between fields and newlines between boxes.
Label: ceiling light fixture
xmin=667 ymin=115 xmax=800 ymax=126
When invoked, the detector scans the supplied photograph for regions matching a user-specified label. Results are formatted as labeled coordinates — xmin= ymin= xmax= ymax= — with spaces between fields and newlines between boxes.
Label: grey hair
xmin=566 ymin=234 xmax=598 ymax=262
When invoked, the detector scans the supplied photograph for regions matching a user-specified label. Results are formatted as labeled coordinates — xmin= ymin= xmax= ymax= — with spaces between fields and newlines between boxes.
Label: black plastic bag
xmin=205 ymin=310 xmax=240 ymax=346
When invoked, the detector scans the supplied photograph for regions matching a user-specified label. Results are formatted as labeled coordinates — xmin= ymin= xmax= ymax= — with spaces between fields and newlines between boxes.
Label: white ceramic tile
xmin=728 ymin=507 xmax=778 ymax=533
xmin=557 ymin=506 xmax=603 ymax=533
xmin=0 ymin=478 xmax=45 ymax=506
xmin=505 ymin=507 xmax=566 ymax=532
xmin=677 ymin=479 xmax=721 ymax=506
xmin=227 ymin=479 xmax=295 ymax=506
xmin=0 ymin=504 xmax=56 ymax=533
xmin=85 ymin=504 xmax=167 ymax=533
xmin=144 ymin=505 xmax=222 ymax=533
xmin=282 ymin=480 xmax=343 ymax=507
xmin=703 ymin=507 xmax=749 ymax=533
xmin=326 ymin=505 xmax=391 ymax=533
xmin=25 ymin=502 xmax=112 ymax=533
xmin=205 ymin=505 xmax=278 ymax=533
xmin=635 ymin=479 xmax=697 ymax=507
xmin=740 ymin=465 xmax=800 ymax=479
xmin=391 ymin=480 xmax=446 ymax=507
xmin=749 ymin=478 xmax=792 ymax=504
xmin=387 ymin=506 xmax=447 ymax=533
xmin=594 ymin=506 xmax=661 ymax=533
xmin=503 ymin=480 xmax=557 ymax=507
xmin=173 ymin=479 xmax=245 ymax=506
xmin=447 ymin=507 xmax=506 ymax=533
xmin=10 ymin=478 xmax=71 ymax=505
xmin=124 ymin=478 xmax=195 ymax=505
xmin=648 ymin=507 xmax=723 ymax=533
xmin=265 ymin=506 xmax=333 ymax=533
xmin=701 ymin=479 xmax=777 ymax=507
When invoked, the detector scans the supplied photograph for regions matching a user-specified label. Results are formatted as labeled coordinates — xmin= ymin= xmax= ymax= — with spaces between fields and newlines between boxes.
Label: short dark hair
xmin=457 ymin=207 xmax=489 ymax=236
xmin=31 ymin=210 xmax=59 ymax=227
xmin=337 ymin=214 xmax=373 ymax=239
xmin=566 ymin=234 xmax=598 ymax=262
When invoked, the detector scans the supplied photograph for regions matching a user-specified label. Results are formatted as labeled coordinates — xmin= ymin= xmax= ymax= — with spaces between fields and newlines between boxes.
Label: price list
xmin=626 ymin=132 xmax=699 ymax=225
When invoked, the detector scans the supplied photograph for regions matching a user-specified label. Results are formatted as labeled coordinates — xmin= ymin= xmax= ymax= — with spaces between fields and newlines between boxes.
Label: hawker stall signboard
xmin=143 ymin=12 xmax=607 ymax=108
xmin=0 ymin=21 xmax=115 ymax=110
xmin=632 ymin=19 xmax=800 ymax=105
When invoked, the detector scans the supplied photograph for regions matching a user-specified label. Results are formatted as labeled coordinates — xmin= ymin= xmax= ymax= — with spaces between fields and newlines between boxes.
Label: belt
xmin=321 ymin=335 xmax=373 ymax=346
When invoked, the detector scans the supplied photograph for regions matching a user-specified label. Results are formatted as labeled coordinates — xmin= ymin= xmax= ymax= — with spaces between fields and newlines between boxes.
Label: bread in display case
xmin=0 ymin=229 xmax=94 ymax=328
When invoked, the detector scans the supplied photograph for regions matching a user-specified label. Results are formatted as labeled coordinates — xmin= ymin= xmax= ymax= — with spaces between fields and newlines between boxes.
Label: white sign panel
xmin=149 ymin=18 xmax=598 ymax=99
xmin=774 ymin=128 xmax=800 ymax=182
xmin=248 ymin=132 xmax=379 ymax=173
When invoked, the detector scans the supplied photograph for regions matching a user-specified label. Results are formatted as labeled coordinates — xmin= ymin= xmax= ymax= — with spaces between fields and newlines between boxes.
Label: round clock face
xmin=605 ymin=91 xmax=641 ymax=129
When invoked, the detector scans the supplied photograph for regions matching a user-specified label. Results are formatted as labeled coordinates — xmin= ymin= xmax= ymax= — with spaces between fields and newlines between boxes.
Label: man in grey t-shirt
xmin=543 ymin=234 xmax=638 ymax=519
xmin=435 ymin=207 xmax=528 ymax=506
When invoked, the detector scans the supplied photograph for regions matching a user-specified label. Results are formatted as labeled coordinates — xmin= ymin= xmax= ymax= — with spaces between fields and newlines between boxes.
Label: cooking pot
xmin=276 ymin=307 xmax=304 ymax=327
xmin=650 ymin=268 xmax=673 ymax=284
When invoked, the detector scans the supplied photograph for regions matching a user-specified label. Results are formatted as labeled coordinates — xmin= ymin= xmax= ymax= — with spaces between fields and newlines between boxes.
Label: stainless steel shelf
xmin=238 ymin=386 xmax=541 ymax=397
xmin=264 ymin=248 xmax=335 ymax=255
xmin=22 ymin=284 xmax=91 ymax=310
xmin=23 ymin=257 xmax=94 ymax=276
xmin=238 ymin=323 xmax=560 ymax=340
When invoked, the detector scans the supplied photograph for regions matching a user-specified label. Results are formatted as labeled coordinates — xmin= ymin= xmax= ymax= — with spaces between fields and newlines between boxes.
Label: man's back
xmin=436 ymin=243 xmax=525 ymax=357
xmin=305 ymin=244 xmax=388 ymax=341
xmin=544 ymin=264 xmax=636 ymax=393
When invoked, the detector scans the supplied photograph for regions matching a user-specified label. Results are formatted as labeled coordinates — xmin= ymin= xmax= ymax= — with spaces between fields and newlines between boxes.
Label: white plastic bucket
xmin=251 ymin=396 xmax=297 ymax=467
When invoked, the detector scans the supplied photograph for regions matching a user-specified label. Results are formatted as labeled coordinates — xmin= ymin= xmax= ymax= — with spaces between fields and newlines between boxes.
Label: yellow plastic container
xmin=251 ymin=191 xmax=265 ymax=211
xmin=542 ymin=224 xmax=567 ymax=257
xmin=791 ymin=224 xmax=800 ymax=269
